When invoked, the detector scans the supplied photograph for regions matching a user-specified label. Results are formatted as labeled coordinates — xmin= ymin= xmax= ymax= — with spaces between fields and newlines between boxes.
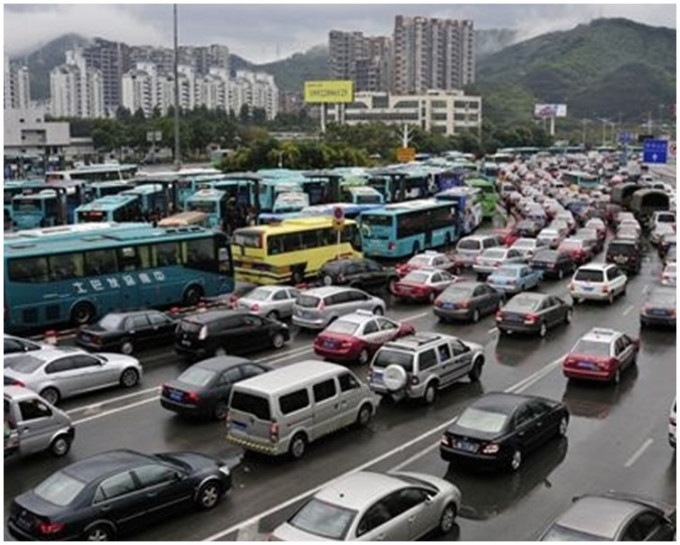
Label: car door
xmin=91 ymin=470 xmax=146 ymax=530
xmin=271 ymin=289 xmax=290 ymax=317
xmin=220 ymin=316 xmax=249 ymax=353
xmin=351 ymin=290 xmax=374 ymax=313
xmin=542 ymin=296 xmax=562 ymax=327
xmin=356 ymin=494 xmax=408 ymax=541
xmin=43 ymin=356 xmax=85 ymax=398
xmin=475 ymin=284 xmax=496 ymax=313
xmin=16 ymin=398 xmax=56 ymax=456
xmin=390 ymin=487 xmax=440 ymax=540
xmin=365 ymin=260 xmax=386 ymax=289
xmin=376 ymin=317 xmax=400 ymax=344
xmin=507 ymin=249 xmax=524 ymax=264
xmin=513 ymin=404 xmax=541 ymax=452
xmin=240 ymin=315 xmax=270 ymax=350
xmin=74 ymin=353 xmax=118 ymax=392
xmin=127 ymin=314 xmax=153 ymax=347
xmin=311 ymin=378 xmax=340 ymax=438
xmin=147 ymin=312 xmax=175 ymax=344
xmin=346 ymin=261 xmax=367 ymax=288
xmin=337 ymin=371 xmax=364 ymax=427
xmin=361 ymin=319 xmax=383 ymax=352
xmin=131 ymin=463 xmax=194 ymax=520
xmin=284 ymin=289 xmax=300 ymax=318
xmin=213 ymin=366 xmax=244 ymax=407
xmin=526 ymin=400 xmax=554 ymax=444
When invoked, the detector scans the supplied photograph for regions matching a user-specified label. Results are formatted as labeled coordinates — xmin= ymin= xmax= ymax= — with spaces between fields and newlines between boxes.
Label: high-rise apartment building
xmin=393 ymin=15 xmax=475 ymax=95
xmin=4 ymin=55 xmax=32 ymax=110
xmin=230 ymin=71 xmax=279 ymax=120
xmin=329 ymin=31 xmax=392 ymax=92
xmin=50 ymin=49 xmax=104 ymax=118
xmin=81 ymin=38 xmax=131 ymax=114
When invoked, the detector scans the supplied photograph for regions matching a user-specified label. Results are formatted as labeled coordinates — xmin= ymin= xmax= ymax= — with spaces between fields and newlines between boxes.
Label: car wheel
xmin=471 ymin=308 xmax=480 ymax=323
xmin=120 ymin=368 xmax=140 ymax=388
xmin=356 ymin=403 xmax=373 ymax=427
xmin=271 ymin=332 xmax=286 ymax=349
xmin=372 ymin=306 xmax=384 ymax=316
xmin=564 ymin=309 xmax=573 ymax=324
xmin=538 ymin=321 xmax=548 ymax=338
xmin=49 ymin=434 xmax=72 ymax=457
xmin=557 ymin=416 xmax=568 ymax=437
xmin=439 ymin=502 xmax=457 ymax=535
xmin=39 ymin=387 xmax=60 ymax=406
xmin=71 ymin=302 xmax=95 ymax=326
xmin=322 ymin=274 xmax=333 ymax=286
xmin=423 ymin=383 xmax=437 ymax=405
xmin=214 ymin=401 xmax=229 ymax=420
xmin=83 ymin=523 xmax=115 ymax=541
xmin=266 ymin=310 xmax=279 ymax=321
xmin=509 ymin=448 xmax=522 ymax=471
xmin=468 ymin=356 xmax=484 ymax=382
xmin=357 ymin=348 xmax=370 ymax=365
xmin=196 ymin=480 xmax=222 ymax=510
xmin=182 ymin=285 xmax=203 ymax=307
xmin=214 ymin=346 xmax=227 ymax=356
xmin=289 ymin=433 xmax=307 ymax=460
xmin=120 ymin=340 xmax=134 ymax=355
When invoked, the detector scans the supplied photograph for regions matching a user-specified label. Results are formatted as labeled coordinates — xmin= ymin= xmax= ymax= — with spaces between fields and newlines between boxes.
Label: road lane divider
xmin=624 ymin=438 xmax=654 ymax=468
xmin=66 ymin=386 xmax=160 ymax=415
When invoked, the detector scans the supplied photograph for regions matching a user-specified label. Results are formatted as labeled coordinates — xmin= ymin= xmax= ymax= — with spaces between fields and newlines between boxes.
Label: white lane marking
xmin=402 ymin=311 xmax=431 ymax=321
xmin=623 ymin=305 xmax=635 ymax=316
xmin=203 ymin=353 xmax=566 ymax=542
xmin=624 ymin=438 xmax=654 ymax=468
xmin=235 ymin=521 xmax=260 ymax=542
xmin=488 ymin=327 xmax=498 ymax=335
xmin=66 ymin=387 xmax=160 ymax=415
xmin=72 ymin=397 xmax=159 ymax=426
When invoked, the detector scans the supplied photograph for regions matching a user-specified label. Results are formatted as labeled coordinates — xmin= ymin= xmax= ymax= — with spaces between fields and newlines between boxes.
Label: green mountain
xmin=475 ymin=18 xmax=676 ymax=123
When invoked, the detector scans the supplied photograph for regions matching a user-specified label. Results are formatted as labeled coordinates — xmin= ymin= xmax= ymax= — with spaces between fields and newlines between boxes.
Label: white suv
xmin=569 ymin=263 xmax=627 ymax=304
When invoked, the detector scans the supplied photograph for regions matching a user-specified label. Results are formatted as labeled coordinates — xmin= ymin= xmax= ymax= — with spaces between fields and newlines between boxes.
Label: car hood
xmin=270 ymin=522 xmax=336 ymax=542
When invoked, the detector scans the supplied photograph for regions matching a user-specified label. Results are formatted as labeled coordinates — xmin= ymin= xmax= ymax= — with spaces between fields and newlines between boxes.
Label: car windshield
xmin=497 ymin=267 xmax=520 ymax=278
xmin=288 ymin=498 xmax=356 ymax=540
xmin=326 ymin=320 xmax=359 ymax=335
xmin=34 ymin=470 xmax=86 ymax=507
xmin=403 ymin=271 xmax=430 ymax=284
xmin=372 ymin=349 xmax=414 ymax=372
xmin=98 ymin=314 xmax=125 ymax=330
xmin=296 ymin=295 xmax=321 ymax=309
xmin=572 ymin=339 xmax=610 ymax=357
xmin=4 ymin=354 xmax=45 ymax=374
xmin=457 ymin=407 xmax=508 ymax=434
xmin=505 ymin=296 xmax=541 ymax=312
xmin=178 ymin=367 xmax=217 ymax=387
xmin=541 ymin=524 xmax=608 ymax=541
xmin=574 ymin=269 xmax=604 ymax=282
xmin=246 ymin=288 xmax=275 ymax=302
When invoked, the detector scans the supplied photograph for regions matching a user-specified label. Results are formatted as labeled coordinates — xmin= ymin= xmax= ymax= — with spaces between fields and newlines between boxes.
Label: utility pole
xmin=401 ymin=124 xmax=413 ymax=148
xmin=173 ymin=4 xmax=181 ymax=170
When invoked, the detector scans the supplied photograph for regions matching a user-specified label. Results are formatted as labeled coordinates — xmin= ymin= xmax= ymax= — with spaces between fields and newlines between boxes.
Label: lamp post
xmin=173 ymin=4 xmax=181 ymax=170
xmin=581 ymin=119 xmax=590 ymax=148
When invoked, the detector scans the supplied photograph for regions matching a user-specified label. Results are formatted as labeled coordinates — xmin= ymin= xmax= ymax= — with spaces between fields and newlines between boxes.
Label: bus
xmin=359 ymin=199 xmax=458 ymax=258
xmin=231 ymin=217 xmax=361 ymax=285
xmin=272 ymin=191 xmax=310 ymax=214
xmin=341 ymin=186 xmax=384 ymax=205
xmin=465 ymin=177 xmax=498 ymax=219
xmin=45 ymin=164 xmax=138 ymax=183
xmin=89 ymin=180 xmax=135 ymax=199
xmin=366 ymin=169 xmax=430 ymax=203
xmin=11 ymin=181 xmax=93 ymax=229
xmin=186 ymin=189 xmax=229 ymax=229
xmin=435 ymin=187 xmax=483 ymax=235
xmin=258 ymin=179 xmax=304 ymax=211
xmin=561 ymin=170 xmax=600 ymax=190
xmin=120 ymin=184 xmax=170 ymax=218
xmin=4 ymin=222 xmax=233 ymax=332
xmin=74 ymin=195 xmax=142 ymax=224
xmin=257 ymin=202 xmax=383 ymax=225
xmin=4 ymin=180 xmax=46 ymax=228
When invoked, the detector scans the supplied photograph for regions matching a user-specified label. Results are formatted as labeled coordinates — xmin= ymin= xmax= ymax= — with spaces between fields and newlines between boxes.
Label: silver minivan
xmin=4 ymin=386 xmax=74 ymax=458
xmin=226 ymin=361 xmax=377 ymax=459
xmin=292 ymin=287 xmax=386 ymax=330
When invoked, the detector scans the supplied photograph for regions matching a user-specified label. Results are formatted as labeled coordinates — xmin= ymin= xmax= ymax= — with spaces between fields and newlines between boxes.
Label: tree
xmin=239 ymin=104 xmax=251 ymax=124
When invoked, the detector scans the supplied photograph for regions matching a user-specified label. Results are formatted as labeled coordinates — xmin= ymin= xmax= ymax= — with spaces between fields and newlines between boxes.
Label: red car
xmin=392 ymin=269 xmax=458 ymax=303
xmin=395 ymin=251 xmax=459 ymax=277
xmin=313 ymin=310 xmax=414 ymax=364
xmin=492 ymin=227 xmax=519 ymax=247
xmin=562 ymin=327 xmax=639 ymax=383
xmin=558 ymin=238 xmax=593 ymax=265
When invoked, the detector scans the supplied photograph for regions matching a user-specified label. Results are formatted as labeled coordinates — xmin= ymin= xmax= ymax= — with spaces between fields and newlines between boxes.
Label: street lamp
xmin=581 ymin=119 xmax=590 ymax=147
xmin=597 ymin=118 xmax=608 ymax=147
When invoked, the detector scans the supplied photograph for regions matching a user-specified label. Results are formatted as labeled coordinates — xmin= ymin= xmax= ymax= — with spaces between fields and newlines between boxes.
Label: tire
xmin=120 ymin=340 xmax=134 ymax=355
xmin=271 ymin=332 xmax=285 ymax=349
xmin=357 ymin=348 xmax=370 ymax=365
xmin=120 ymin=368 xmax=140 ymax=388
xmin=196 ymin=480 xmax=222 ymax=510
xmin=608 ymin=292 xmax=615 ymax=305
xmin=182 ymin=285 xmax=203 ymax=307
xmin=509 ymin=448 xmax=522 ymax=472
xmin=213 ymin=401 xmax=228 ymax=420
xmin=564 ymin=309 xmax=573 ymax=324
xmin=39 ymin=387 xmax=60 ymax=406
xmin=468 ymin=356 xmax=484 ymax=382
xmin=289 ymin=433 xmax=307 ymax=460
xmin=266 ymin=310 xmax=279 ymax=321
xmin=322 ymin=274 xmax=333 ymax=286
xmin=356 ymin=404 xmax=373 ymax=427
xmin=82 ymin=523 xmax=115 ymax=541
xmin=538 ymin=321 xmax=548 ymax=338
xmin=557 ymin=416 xmax=568 ymax=437
xmin=291 ymin=269 xmax=304 ymax=285
xmin=71 ymin=302 xmax=95 ymax=326
xmin=471 ymin=308 xmax=480 ymax=323
xmin=423 ymin=383 xmax=437 ymax=405
xmin=214 ymin=346 xmax=227 ymax=356
xmin=49 ymin=434 xmax=72 ymax=457
xmin=439 ymin=502 xmax=457 ymax=535
xmin=372 ymin=306 xmax=384 ymax=316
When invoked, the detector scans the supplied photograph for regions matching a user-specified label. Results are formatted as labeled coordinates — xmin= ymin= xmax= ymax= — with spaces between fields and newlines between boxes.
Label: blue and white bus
xmin=258 ymin=202 xmax=384 ymax=225
xmin=46 ymin=163 xmax=138 ymax=184
xmin=4 ymin=222 xmax=234 ymax=332
xmin=359 ymin=199 xmax=458 ymax=258
xmin=435 ymin=187 xmax=484 ymax=235
xmin=74 ymin=195 xmax=142 ymax=224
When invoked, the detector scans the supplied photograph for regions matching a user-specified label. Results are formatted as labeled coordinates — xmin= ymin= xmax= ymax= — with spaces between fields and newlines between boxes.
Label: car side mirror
xmin=425 ymin=495 xmax=434 ymax=505
xmin=174 ymin=471 xmax=185 ymax=481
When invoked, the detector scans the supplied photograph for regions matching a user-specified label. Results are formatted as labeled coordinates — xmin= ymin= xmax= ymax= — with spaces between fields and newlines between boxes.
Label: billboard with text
xmin=304 ymin=81 xmax=354 ymax=104
xmin=534 ymin=104 xmax=567 ymax=118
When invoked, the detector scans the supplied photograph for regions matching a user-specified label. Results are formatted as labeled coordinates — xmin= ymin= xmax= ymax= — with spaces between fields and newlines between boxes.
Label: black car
xmin=161 ymin=356 xmax=271 ymax=419
xmin=496 ymin=292 xmax=573 ymax=337
xmin=319 ymin=258 xmax=399 ymax=293
xmin=76 ymin=310 xmax=177 ymax=355
xmin=174 ymin=309 xmax=289 ymax=361
xmin=433 ymin=281 xmax=504 ymax=323
xmin=640 ymin=286 xmax=676 ymax=329
xmin=605 ymin=239 xmax=642 ymax=274
xmin=515 ymin=219 xmax=542 ymax=238
xmin=529 ymin=249 xmax=575 ymax=280
xmin=440 ymin=392 xmax=569 ymax=472
xmin=7 ymin=449 xmax=232 ymax=541
xmin=4 ymin=334 xmax=45 ymax=355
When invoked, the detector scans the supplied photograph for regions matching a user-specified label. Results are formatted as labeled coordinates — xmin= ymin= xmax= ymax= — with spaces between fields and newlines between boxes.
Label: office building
xmin=4 ymin=55 xmax=32 ymax=110
xmin=329 ymin=31 xmax=392 ymax=92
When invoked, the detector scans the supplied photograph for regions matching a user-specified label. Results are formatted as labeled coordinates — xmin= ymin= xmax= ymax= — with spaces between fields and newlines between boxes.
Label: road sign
xmin=332 ymin=205 xmax=345 ymax=231
xmin=643 ymin=139 xmax=668 ymax=164
xmin=618 ymin=131 xmax=634 ymax=144
xmin=396 ymin=147 xmax=416 ymax=163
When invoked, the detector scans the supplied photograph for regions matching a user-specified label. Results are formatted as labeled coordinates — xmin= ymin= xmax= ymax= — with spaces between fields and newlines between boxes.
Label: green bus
xmin=465 ymin=177 xmax=498 ymax=219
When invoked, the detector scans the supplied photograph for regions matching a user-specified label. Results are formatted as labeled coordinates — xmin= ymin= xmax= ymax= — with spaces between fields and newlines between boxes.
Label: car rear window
xmin=574 ymin=269 xmax=604 ymax=282
xmin=99 ymin=314 xmax=125 ymax=330
xmin=457 ymin=407 xmax=508 ymax=434
xmin=178 ymin=320 xmax=203 ymax=334
xmin=296 ymin=295 xmax=321 ymax=308
xmin=4 ymin=354 xmax=45 ymax=374
xmin=403 ymin=271 xmax=429 ymax=283
xmin=607 ymin=243 xmax=635 ymax=255
xmin=572 ymin=339 xmax=611 ymax=357
xmin=178 ymin=367 xmax=216 ymax=387
xmin=229 ymin=391 xmax=271 ymax=420
xmin=326 ymin=320 xmax=358 ymax=335
xmin=483 ymin=249 xmax=506 ymax=259
xmin=497 ymin=267 xmax=520 ymax=278
xmin=34 ymin=470 xmax=86 ymax=507
xmin=372 ymin=349 xmax=414 ymax=372
xmin=457 ymin=239 xmax=480 ymax=250
xmin=442 ymin=286 xmax=473 ymax=298
xmin=505 ymin=296 xmax=541 ymax=312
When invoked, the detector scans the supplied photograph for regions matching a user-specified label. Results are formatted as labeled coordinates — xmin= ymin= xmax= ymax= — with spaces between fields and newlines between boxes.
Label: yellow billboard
xmin=304 ymin=80 xmax=354 ymax=104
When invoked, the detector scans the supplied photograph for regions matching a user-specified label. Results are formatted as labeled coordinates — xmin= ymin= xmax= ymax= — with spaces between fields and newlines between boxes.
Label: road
xmin=4 ymin=238 xmax=675 ymax=541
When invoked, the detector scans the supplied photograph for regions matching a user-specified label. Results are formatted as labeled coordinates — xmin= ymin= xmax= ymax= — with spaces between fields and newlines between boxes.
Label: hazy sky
xmin=4 ymin=2 xmax=677 ymax=64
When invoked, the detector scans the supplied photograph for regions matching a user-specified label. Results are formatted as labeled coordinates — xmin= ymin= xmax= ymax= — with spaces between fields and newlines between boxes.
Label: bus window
xmin=48 ymin=254 xmax=82 ymax=280
xmin=117 ymin=246 xmax=143 ymax=272
xmin=8 ymin=257 xmax=49 ymax=283
xmin=155 ymin=242 xmax=180 ymax=267
xmin=84 ymin=249 xmax=117 ymax=276
xmin=268 ymin=235 xmax=284 ymax=255
xmin=301 ymin=230 xmax=320 ymax=249
xmin=185 ymin=238 xmax=216 ymax=271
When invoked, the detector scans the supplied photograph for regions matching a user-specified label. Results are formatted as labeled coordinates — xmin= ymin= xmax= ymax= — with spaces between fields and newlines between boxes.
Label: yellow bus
xmin=231 ymin=217 xmax=362 ymax=285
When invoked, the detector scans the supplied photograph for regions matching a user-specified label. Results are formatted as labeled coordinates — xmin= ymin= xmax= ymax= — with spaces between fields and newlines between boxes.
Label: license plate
xmin=650 ymin=309 xmax=667 ymax=316
xmin=232 ymin=421 xmax=246 ymax=431
xmin=455 ymin=440 xmax=478 ymax=453
xmin=442 ymin=303 xmax=453 ymax=309
xmin=577 ymin=361 xmax=596 ymax=370
xmin=324 ymin=340 xmax=337 ymax=348
xmin=170 ymin=391 xmax=183 ymax=401
xmin=180 ymin=339 xmax=191 ymax=346
xmin=80 ymin=334 xmax=91 ymax=342
xmin=583 ymin=286 xmax=594 ymax=292
xmin=506 ymin=314 xmax=523 ymax=323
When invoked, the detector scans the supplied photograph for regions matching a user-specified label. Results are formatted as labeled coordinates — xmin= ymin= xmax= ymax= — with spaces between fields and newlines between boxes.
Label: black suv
xmin=319 ymin=258 xmax=399 ymax=293
xmin=605 ymin=239 xmax=642 ymax=274
xmin=175 ymin=310 xmax=289 ymax=361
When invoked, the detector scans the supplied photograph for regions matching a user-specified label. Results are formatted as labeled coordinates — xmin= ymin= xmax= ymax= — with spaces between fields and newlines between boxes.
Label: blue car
xmin=487 ymin=264 xmax=543 ymax=294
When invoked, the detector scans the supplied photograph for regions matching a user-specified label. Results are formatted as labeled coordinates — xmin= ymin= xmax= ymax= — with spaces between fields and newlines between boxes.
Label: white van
xmin=226 ymin=361 xmax=377 ymax=459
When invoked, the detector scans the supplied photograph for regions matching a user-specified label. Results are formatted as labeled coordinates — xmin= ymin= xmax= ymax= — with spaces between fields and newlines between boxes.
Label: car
xmin=619 ymin=217 xmax=642 ymax=235
xmin=160 ymin=356 xmax=271 ymax=419
xmin=368 ymin=332 xmax=485 ymax=404
xmin=269 ymin=471 xmax=461 ymax=541
xmin=7 ymin=449 xmax=232 ymax=541
xmin=4 ymin=334 xmax=49 ymax=355
xmin=529 ymin=249 xmax=575 ymax=280
xmin=670 ymin=400 xmax=676 ymax=449
xmin=492 ymin=226 xmax=519 ymax=247
xmin=496 ymin=292 xmax=572 ymax=337
xmin=292 ymin=286 xmax=386 ymax=330
xmin=548 ymin=220 xmax=571 ymax=239
xmin=472 ymin=247 xmax=525 ymax=278
xmin=615 ymin=226 xmax=641 ymax=242
xmin=174 ymin=309 xmax=289 ymax=360
xmin=640 ymin=286 xmax=676 ymax=328
xmin=433 ymin=281 xmax=505 ymax=323
xmin=3 ymin=347 xmax=142 ymax=406
xmin=319 ymin=258 xmax=399 ymax=293
xmin=487 ymin=264 xmax=543 ymax=294
xmin=650 ymin=222 xmax=676 ymax=246
xmin=659 ymin=233 xmax=676 ymax=259
xmin=313 ymin=310 xmax=414 ymax=365
xmin=562 ymin=327 xmax=639 ymax=384
xmin=538 ymin=492 xmax=676 ymax=541
xmin=604 ymin=239 xmax=642 ymax=275
xmin=233 ymin=285 xmax=300 ymax=320
xmin=554 ymin=211 xmax=576 ymax=232
xmin=650 ymin=210 xmax=676 ymax=231
xmin=569 ymin=263 xmax=627 ymax=305
xmin=510 ymin=237 xmax=547 ymax=260
xmin=75 ymin=310 xmax=177 ymax=355
xmin=537 ymin=228 xmax=564 ymax=249
xmin=584 ymin=217 xmax=607 ymax=239
xmin=573 ymin=227 xmax=603 ymax=254
xmin=392 ymin=268 xmax=458 ymax=303
xmin=395 ymin=250 xmax=460 ymax=276
xmin=454 ymin=234 xmax=503 ymax=268
xmin=661 ymin=262 xmax=676 ymax=286
xmin=557 ymin=238 xmax=593 ymax=266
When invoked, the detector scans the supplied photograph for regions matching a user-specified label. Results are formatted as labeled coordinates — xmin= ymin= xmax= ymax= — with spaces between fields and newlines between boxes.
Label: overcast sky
xmin=4 ymin=2 xmax=677 ymax=64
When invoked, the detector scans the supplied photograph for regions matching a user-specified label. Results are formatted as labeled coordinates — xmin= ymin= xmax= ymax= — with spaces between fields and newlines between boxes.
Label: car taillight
xmin=250 ymin=303 xmax=259 ymax=312
xmin=494 ymin=261 xmax=502 ymax=266
xmin=269 ymin=422 xmax=279 ymax=443
xmin=198 ymin=325 xmax=207 ymax=340
xmin=459 ymin=301 xmax=469 ymax=308
xmin=38 ymin=521 xmax=65 ymax=535
xmin=482 ymin=443 xmax=500 ymax=454
xmin=524 ymin=313 xmax=538 ymax=324
xmin=340 ymin=340 xmax=352 ymax=348
xmin=434 ymin=299 xmax=443 ymax=307
xmin=602 ymin=285 xmax=610 ymax=293
xmin=186 ymin=391 xmax=200 ymax=403
xmin=495 ymin=310 xmax=503 ymax=321
xmin=409 ymin=374 xmax=419 ymax=385
xmin=338 ymin=274 xmax=345 ymax=282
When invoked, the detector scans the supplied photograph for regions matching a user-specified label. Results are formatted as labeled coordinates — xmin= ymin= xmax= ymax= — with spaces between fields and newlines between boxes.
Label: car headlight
xmin=218 ymin=465 xmax=231 ymax=477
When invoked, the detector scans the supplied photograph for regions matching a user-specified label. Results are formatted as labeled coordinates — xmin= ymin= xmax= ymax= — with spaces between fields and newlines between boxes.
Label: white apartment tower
xmin=49 ymin=49 xmax=104 ymax=118
xmin=4 ymin=55 xmax=32 ymax=109
xmin=230 ymin=70 xmax=279 ymax=120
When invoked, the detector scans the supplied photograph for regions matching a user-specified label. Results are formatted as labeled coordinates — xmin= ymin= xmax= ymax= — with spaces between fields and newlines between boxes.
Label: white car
xmin=569 ymin=263 xmax=628 ymax=304
xmin=511 ymin=237 xmax=548 ymax=260
xmin=537 ymin=228 xmax=564 ymax=249
xmin=661 ymin=263 xmax=676 ymax=286
xmin=234 ymin=285 xmax=300 ymax=320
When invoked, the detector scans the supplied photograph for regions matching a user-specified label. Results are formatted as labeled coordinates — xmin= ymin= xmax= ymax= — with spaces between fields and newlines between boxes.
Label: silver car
xmin=473 ymin=247 xmax=525 ymax=277
xmin=235 ymin=285 xmax=300 ymax=320
xmin=510 ymin=237 xmax=548 ymax=260
xmin=292 ymin=287 xmax=386 ymax=330
xmin=4 ymin=347 xmax=142 ymax=405
xmin=270 ymin=471 xmax=461 ymax=541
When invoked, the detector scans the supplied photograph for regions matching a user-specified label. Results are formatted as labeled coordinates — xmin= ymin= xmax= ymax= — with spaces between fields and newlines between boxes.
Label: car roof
xmin=62 ymin=449 xmax=157 ymax=483
xmin=334 ymin=311 xmax=382 ymax=326
xmin=232 ymin=360 xmax=346 ymax=394
xmin=552 ymin=495 xmax=646 ymax=539
xmin=467 ymin=392 xmax=543 ymax=413
xmin=580 ymin=327 xmax=621 ymax=342
xmin=314 ymin=471 xmax=407 ymax=509
xmin=301 ymin=286 xmax=365 ymax=297
xmin=508 ymin=292 xmax=548 ymax=303
xmin=182 ymin=309 xmax=247 ymax=323
xmin=193 ymin=356 xmax=253 ymax=371
xmin=383 ymin=332 xmax=455 ymax=352
xmin=4 ymin=385 xmax=44 ymax=402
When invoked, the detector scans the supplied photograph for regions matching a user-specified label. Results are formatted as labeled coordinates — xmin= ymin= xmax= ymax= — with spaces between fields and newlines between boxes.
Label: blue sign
xmin=618 ymin=132 xmax=634 ymax=144
xmin=643 ymin=139 xmax=668 ymax=164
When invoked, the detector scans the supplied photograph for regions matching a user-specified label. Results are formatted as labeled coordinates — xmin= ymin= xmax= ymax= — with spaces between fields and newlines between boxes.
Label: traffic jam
xmin=3 ymin=152 xmax=676 ymax=542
